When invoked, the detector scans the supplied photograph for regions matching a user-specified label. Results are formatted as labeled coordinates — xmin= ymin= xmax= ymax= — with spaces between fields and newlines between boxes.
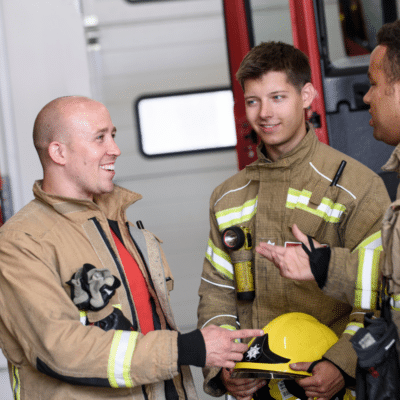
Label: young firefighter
xmin=0 ymin=96 xmax=263 ymax=400
xmin=197 ymin=41 xmax=390 ymax=400
xmin=259 ymin=20 xmax=400 ymax=365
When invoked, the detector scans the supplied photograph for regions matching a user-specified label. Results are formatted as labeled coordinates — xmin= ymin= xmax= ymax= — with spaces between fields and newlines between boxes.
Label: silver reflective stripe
xmin=12 ymin=364 xmax=20 ymax=400
xmin=286 ymin=188 xmax=345 ymax=223
xmin=215 ymin=197 xmax=257 ymax=231
xmin=354 ymin=232 xmax=382 ymax=310
xmin=343 ymin=323 xmax=363 ymax=336
xmin=214 ymin=181 xmax=252 ymax=207
xmin=309 ymin=162 xmax=356 ymax=199
xmin=79 ymin=310 xmax=88 ymax=326
xmin=108 ymin=330 xmax=138 ymax=388
xmin=201 ymin=277 xmax=235 ymax=290
xmin=205 ymin=239 xmax=233 ymax=279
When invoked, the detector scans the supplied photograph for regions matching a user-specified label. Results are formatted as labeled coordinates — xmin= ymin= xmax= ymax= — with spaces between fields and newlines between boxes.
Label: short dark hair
xmin=377 ymin=20 xmax=400 ymax=83
xmin=236 ymin=41 xmax=311 ymax=92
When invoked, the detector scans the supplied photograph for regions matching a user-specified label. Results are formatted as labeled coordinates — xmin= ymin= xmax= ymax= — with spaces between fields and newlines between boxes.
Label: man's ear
xmin=48 ymin=142 xmax=67 ymax=166
xmin=301 ymin=82 xmax=317 ymax=109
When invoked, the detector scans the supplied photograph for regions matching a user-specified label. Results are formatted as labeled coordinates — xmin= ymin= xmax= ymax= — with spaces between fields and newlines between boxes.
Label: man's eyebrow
xmin=268 ymin=90 xmax=288 ymax=95
xmin=244 ymin=90 xmax=288 ymax=98
xmin=95 ymin=126 xmax=117 ymax=134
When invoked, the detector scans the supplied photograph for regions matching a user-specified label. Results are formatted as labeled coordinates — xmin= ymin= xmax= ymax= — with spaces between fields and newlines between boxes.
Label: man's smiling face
xmin=244 ymin=71 xmax=315 ymax=161
xmin=62 ymin=100 xmax=121 ymax=200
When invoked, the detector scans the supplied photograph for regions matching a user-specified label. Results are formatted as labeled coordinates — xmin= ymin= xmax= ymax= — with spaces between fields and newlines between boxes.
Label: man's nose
xmin=259 ymin=100 xmax=273 ymax=119
xmin=108 ymin=138 xmax=121 ymax=157
xmin=363 ymin=87 xmax=371 ymax=105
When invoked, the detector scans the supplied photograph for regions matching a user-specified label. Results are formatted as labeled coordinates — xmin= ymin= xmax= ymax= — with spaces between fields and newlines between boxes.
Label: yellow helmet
xmin=233 ymin=312 xmax=338 ymax=379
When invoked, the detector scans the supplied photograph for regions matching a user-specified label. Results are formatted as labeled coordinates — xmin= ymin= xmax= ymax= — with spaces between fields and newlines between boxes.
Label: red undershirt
xmin=110 ymin=228 xmax=154 ymax=335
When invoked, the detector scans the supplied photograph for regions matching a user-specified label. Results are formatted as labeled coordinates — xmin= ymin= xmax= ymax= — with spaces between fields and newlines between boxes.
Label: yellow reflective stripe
xmin=12 ymin=364 xmax=21 ymax=400
xmin=215 ymin=197 xmax=257 ymax=231
xmin=391 ymin=294 xmax=400 ymax=310
xmin=343 ymin=322 xmax=364 ymax=336
xmin=286 ymin=188 xmax=309 ymax=209
xmin=108 ymin=330 xmax=138 ymax=388
xmin=354 ymin=231 xmax=382 ymax=310
xmin=393 ymin=293 xmax=400 ymax=302
xmin=317 ymin=198 xmax=346 ymax=221
xmin=113 ymin=304 xmax=122 ymax=310
xmin=286 ymin=188 xmax=345 ymax=222
xmin=220 ymin=324 xmax=237 ymax=331
xmin=79 ymin=310 xmax=88 ymax=325
xmin=206 ymin=239 xmax=233 ymax=280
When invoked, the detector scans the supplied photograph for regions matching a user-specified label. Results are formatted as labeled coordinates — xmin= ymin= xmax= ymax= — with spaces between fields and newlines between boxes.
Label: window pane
xmin=249 ymin=0 xmax=292 ymax=45
xmin=137 ymin=89 xmax=236 ymax=157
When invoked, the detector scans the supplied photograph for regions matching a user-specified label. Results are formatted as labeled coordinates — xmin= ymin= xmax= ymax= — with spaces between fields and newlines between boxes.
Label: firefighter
xmin=197 ymin=41 xmax=390 ymax=400
xmin=259 ymin=20 xmax=400 ymax=369
xmin=0 ymin=96 xmax=263 ymax=400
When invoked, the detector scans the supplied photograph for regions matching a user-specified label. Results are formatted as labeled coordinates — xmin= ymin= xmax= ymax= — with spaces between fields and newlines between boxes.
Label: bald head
xmin=33 ymin=96 xmax=101 ymax=165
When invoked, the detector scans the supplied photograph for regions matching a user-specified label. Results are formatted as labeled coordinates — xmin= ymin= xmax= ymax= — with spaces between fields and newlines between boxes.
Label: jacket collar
xmin=382 ymin=143 xmax=400 ymax=176
xmin=246 ymin=124 xmax=318 ymax=179
xmin=33 ymin=180 xmax=142 ymax=222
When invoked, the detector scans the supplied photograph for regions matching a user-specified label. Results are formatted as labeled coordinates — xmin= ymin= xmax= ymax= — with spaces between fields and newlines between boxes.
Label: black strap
xmin=307 ymin=358 xmax=325 ymax=373
xmin=301 ymin=235 xmax=331 ymax=289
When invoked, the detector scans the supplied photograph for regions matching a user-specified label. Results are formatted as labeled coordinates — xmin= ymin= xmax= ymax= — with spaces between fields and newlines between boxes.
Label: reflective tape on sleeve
xmin=79 ymin=310 xmax=88 ymax=326
xmin=205 ymin=239 xmax=233 ymax=279
xmin=343 ymin=322 xmax=364 ymax=336
xmin=354 ymin=232 xmax=382 ymax=310
xmin=391 ymin=294 xmax=400 ymax=311
xmin=12 ymin=364 xmax=21 ymax=400
xmin=215 ymin=197 xmax=257 ymax=231
xmin=108 ymin=330 xmax=139 ymax=388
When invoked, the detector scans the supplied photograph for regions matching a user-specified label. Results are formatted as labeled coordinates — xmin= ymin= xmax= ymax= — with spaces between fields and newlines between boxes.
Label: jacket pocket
xmin=287 ymin=177 xmax=344 ymax=242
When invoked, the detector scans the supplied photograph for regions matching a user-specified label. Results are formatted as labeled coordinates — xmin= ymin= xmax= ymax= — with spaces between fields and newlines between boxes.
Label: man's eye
xmin=246 ymin=99 xmax=256 ymax=106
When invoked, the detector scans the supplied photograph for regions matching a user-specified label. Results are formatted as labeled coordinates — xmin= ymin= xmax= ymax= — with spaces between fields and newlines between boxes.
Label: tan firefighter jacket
xmin=0 ymin=181 xmax=198 ymax=400
xmin=381 ymin=142 xmax=400 ymax=360
xmin=197 ymin=127 xmax=390 ymax=396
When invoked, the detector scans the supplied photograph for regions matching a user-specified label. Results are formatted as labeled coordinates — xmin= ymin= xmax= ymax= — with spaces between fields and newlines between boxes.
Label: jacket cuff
xmin=322 ymin=247 xmax=357 ymax=305
xmin=324 ymin=336 xmax=357 ymax=379
xmin=177 ymin=329 xmax=206 ymax=367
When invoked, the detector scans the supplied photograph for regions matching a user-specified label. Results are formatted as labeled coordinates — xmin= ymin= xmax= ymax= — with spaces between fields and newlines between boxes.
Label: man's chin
xmin=98 ymin=183 xmax=115 ymax=195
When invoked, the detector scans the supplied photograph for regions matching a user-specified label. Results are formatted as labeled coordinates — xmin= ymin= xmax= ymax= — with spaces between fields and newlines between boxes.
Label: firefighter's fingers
xmin=292 ymin=224 xmax=322 ymax=250
xmin=293 ymin=361 xmax=345 ymax=400
xmin=221 ymin=368 xmax=266 ymax=400
xmin=228 ymin=328 xmax=264 ymax=340
xmin=201 ymin=325 xmax=263 ymax=368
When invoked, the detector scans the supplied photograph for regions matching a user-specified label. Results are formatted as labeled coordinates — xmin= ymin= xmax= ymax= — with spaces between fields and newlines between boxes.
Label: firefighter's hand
xmin=201 ymin=326 xmax=264 ymax=369
xmin=220 ymin=367 xmax=266 ymax=400
xmin=256 ymin=224 xmax=319 ymax=281
xmin=291 ymin=360 xmax=345 ymax=400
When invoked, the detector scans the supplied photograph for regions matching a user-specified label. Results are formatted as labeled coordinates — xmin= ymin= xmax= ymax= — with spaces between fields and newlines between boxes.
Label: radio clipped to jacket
xmin=221 ymin=226 xmax=255 ymax=301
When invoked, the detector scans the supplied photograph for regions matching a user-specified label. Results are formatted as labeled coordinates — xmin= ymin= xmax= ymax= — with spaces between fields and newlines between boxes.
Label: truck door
xmin=224 ymin=0 xmax=399 ymax=199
